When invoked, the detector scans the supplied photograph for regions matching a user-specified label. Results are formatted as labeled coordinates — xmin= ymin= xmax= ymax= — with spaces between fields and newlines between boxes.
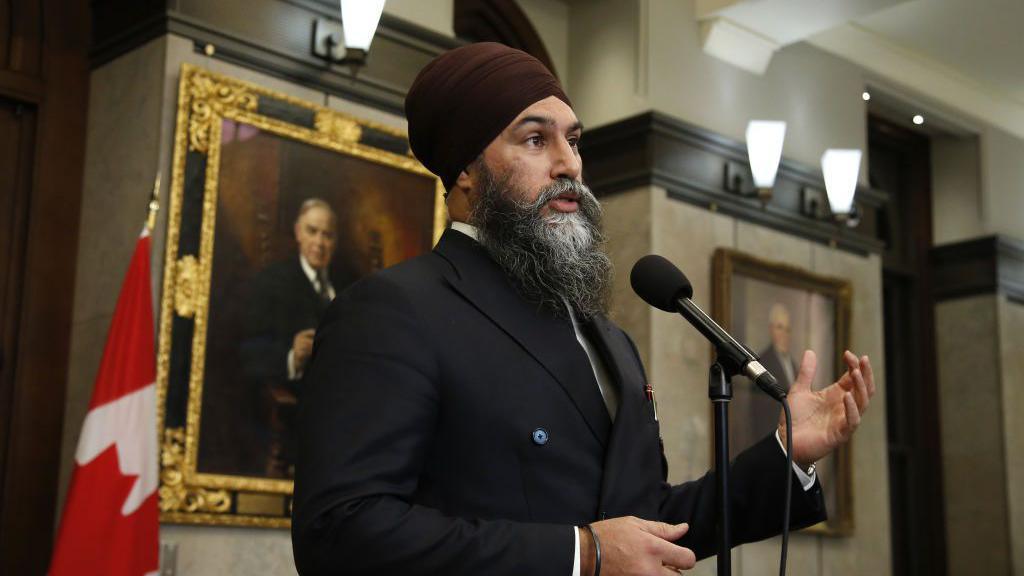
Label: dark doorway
xmin=869 ymin=114 xmax=946 ymax=576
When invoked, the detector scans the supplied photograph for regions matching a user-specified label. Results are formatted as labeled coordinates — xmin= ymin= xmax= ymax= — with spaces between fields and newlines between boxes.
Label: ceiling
xmin=695 ymin=0 xmax=1024 ymax=137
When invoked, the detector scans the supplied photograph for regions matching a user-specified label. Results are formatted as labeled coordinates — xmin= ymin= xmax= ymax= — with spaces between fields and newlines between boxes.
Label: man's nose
xmin=550 ymin=137 xmax=581 ymax=181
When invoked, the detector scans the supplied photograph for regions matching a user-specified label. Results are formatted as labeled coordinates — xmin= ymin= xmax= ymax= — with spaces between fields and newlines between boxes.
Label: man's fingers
xmin=860 ymin=355 xmax=876 ymax=397
xmin=793 ymin=350 xmax=817 ymax=393
xmin=655 ymin=542 xmax=697 ymax=571
xmin=843 ymin=350 xmax=858 ymax=371
xmin=639 ymin=520 xmax=689 ymax=541
xmin=843 ymin=392 xmax=861 ymax=434
xmin=852 ymin=368 xmax=870 ymax=413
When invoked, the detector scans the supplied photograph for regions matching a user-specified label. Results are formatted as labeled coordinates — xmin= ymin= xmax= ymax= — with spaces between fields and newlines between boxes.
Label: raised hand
xmin=777 ymin=350 xmax=875 ymax=468
xmin=581 ymin=516 xmax=697 ymax=575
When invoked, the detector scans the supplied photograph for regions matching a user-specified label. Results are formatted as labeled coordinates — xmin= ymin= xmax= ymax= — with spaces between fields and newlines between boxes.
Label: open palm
xmin=778 ymin=349 xmax=875 ymax=468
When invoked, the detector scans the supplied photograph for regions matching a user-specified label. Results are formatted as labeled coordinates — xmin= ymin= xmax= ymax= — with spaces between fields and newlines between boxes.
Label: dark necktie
xmin=315 ymin=271 xmax=331 ymax=304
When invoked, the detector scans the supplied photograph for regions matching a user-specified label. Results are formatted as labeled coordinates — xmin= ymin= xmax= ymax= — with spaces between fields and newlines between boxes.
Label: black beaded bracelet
xmin=583 ymin=524 xmax=601 ymax=576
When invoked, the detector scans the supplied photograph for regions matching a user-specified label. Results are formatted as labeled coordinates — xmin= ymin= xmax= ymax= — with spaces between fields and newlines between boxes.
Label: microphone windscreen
xmin=630 ymin=255 xmax=694 ymax=312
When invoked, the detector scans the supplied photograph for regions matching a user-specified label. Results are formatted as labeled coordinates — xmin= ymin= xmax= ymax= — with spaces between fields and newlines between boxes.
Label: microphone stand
xmin=709 ymin=361 xmax=733 ymax=576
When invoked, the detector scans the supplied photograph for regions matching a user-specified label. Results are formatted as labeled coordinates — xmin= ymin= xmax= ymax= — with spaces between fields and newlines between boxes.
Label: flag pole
xmin=146 ymin=172 xmax=161 ymax=233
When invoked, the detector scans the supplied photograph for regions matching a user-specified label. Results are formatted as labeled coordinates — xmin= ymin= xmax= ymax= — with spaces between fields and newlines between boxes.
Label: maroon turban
xmin=405 ymin=42 xmax=571 ymax=191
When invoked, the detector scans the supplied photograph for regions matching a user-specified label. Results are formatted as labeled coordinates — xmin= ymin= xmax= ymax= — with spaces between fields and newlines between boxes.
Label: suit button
xmin=532 ymin=428 xmax=549 ymax=445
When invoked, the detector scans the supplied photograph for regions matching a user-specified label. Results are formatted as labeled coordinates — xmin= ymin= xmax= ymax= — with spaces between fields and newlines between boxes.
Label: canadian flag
xmin=50 ymin=231 xmax=159 ymax=576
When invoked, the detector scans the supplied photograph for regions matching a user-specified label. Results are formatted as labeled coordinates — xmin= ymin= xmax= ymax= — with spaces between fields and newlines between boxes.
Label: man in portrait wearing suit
xmin=760 ymin=303 xmax=799 ymax=389
xmin=741 ymin=303 xmax=802 ymax=447
xmin=240 ymin=197 xmax=344 ymax=477
xmin=292 ymin=43 xmax=877 ymax=575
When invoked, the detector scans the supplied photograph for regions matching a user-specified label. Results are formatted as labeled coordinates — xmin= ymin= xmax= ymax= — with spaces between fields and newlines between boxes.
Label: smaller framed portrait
xmin=712 ymin=248 xmax=853 ymax=535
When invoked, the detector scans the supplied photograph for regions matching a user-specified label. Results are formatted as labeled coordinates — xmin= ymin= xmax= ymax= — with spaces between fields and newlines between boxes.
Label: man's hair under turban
xmin=405 ymin=42 xmax=571 ymax=191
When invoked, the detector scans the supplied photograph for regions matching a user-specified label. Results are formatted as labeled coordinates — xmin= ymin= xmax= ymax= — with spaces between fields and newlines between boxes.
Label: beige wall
xmin=603 ymin=187 xmax=891 ymax=575
xmin=932 ymin=135 xmax=983 ymax=245
xmin=981 ymin=126 xmax=1024 ymax=239
xmin=931 ymin=124 xmax=1024 ymax=244
xmin=934 ymin=293 xmax=1024 ymax=575
xmin=517 ymin=0 xmax=571 ymax=90
xmin=384 ymin=0 xmax=454 ymax=37
xmin=998 ymin=297 xmax=1024 ymax=575
xmin=569 ymin=0 xmax=869 ymax=182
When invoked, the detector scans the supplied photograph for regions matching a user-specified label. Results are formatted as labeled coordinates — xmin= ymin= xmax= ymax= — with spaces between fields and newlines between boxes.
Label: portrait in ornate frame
xmin=712 ymin=248 xmax=854 ymax=535
xmin=156 ymin=64 xmax=445 ymax=528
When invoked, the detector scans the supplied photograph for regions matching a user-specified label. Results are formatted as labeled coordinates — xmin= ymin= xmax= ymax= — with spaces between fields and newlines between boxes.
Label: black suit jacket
xmin=292 ymin=230 xmax=825 ymax=575
xmin=240 ymin=256 xmax=339 ymax=388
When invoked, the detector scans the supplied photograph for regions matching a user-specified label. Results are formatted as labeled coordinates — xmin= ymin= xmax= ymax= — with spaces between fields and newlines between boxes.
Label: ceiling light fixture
xmin=731 ymin=120 xmax=786 ymax=202
xmin=862 ymin=91 xmax=871 ymax=101
xmin=821 ymin=148 xmax=862 ymax=218
xmin=913 ymin=114 xmax=924 ymax=125
xmin=312 ymin=0 xmax=386 ymax=72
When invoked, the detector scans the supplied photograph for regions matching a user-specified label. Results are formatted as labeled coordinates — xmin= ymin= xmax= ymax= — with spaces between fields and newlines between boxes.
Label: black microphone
xmin=630 ymin=254 xmax=787 ymax=401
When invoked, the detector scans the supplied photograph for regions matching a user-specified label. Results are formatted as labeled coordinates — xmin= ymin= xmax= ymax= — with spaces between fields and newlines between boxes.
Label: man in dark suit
xmin=241 ymin=198 xmax=344 ymax=476
xmin=292 ymin=43 xmax=876 ymax=575
xmin=738 ymin=303 xmax=801 ymax=451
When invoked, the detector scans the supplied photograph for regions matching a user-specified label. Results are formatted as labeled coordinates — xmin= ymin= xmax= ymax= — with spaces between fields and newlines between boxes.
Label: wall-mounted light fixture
xmin=802 ymin=148 xmax=862 ymax=226
xmin=725 ymin=120 xmax=786 ymax=203
xmin=312 ymin=0 xmax=386 ymax=72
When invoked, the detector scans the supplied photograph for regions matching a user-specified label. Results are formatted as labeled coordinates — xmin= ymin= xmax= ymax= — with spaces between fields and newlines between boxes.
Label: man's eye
xmin=526 ymin=135 xmax=543 ymax=146
xmin=568 ymin=136 xmax=580 ymax=148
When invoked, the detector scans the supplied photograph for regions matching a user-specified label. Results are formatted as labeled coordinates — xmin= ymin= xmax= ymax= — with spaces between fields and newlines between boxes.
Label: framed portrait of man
xmin=156 ymin=65 xmax=445 ymax=528
xmin=712 ymin=248 xmax=854 ymax=535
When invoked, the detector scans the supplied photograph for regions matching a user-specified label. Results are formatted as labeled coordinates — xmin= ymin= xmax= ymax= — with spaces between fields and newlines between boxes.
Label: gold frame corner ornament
xmin=157 ymin=64 xmax=445 ymax=528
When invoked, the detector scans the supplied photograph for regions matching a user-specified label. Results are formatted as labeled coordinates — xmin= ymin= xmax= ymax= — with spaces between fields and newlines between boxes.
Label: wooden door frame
xmin=0 ymin=0 xmax=90 ymax=573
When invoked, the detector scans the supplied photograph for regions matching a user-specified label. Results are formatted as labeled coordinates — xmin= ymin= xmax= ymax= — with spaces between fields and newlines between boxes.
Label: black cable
xmin=780 ymin=399 xmax=793 ymax=576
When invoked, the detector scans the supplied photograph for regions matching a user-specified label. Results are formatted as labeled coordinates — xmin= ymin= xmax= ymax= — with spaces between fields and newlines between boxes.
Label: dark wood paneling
xmin=0 ymin=98 xmax=35 ymax=517
xmin=89 ymin=0 xmax=460 ymax=115
xmin=931 ymin=235 xmax=1024 ymax=304
xmin=869 ymin=113 xmax=946 ymax=576
xmin=0 ymin=0 xmax=45 ymax=102
xmin=579 ymin=111 xmax=889 ymax=255
xmin=0 ymin=0 xmax=89 ymax=573
xmin=1 ymin=0 xmax=44 ymax=77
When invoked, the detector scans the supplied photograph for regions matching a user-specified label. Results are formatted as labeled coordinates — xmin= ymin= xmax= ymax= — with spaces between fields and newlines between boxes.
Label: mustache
xmin=527 ymin=178 xmax=597 ymax=210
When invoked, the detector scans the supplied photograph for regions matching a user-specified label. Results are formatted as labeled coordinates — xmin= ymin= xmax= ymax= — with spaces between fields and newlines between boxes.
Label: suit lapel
xmin=292 ymin=257 xmax=330 ymax=313
xmin=587 ymin=315 xmax=648 ymax=512
xmin=435 ymin=230 xmax=612 ymax=447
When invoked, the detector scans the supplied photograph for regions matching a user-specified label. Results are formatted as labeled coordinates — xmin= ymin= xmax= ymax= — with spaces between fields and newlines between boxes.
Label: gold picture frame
xmin=712 ymin=248 xmax=854 ymax=536
xmin=156 ymin=64 xmax=445 ymax=528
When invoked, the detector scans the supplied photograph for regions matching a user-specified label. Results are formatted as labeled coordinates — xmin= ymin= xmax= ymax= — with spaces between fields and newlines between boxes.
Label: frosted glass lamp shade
xmin=745 ymin=120 xmax=786 ymax=189
xmin=821 ymin=149 xmax=862 ymax=214
xmin=341 ymin=0 xmax=386 ymax=51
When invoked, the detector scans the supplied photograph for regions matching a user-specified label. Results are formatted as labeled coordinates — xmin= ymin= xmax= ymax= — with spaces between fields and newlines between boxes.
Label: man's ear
xmin=447 ymin=168 xmax=476 ymax=222
xmin=454 ymin=167 xmax=474 ymax=195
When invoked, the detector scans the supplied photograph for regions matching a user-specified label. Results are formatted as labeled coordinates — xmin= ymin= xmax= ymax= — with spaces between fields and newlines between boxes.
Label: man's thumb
xmin=793 ymin=349 xmax=817 ymax=392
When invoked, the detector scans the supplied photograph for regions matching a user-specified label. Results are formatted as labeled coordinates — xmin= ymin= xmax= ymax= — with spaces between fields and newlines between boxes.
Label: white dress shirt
xmin=448 ymin=222 xmax=815 ymax=575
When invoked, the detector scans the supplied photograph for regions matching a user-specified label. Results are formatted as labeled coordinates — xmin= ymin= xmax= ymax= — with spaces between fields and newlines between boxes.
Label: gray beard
xmin=468 ymin=163 xmax=612 ymax=320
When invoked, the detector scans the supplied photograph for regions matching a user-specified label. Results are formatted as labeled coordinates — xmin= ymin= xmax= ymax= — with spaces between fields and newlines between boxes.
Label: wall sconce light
xmin=726 ymin=120 xmax=786 ymax=202
xmin=802 ymin=148 xmax=862 ymax=226
xmin=312 ymin=0 xmax=386 ymax=71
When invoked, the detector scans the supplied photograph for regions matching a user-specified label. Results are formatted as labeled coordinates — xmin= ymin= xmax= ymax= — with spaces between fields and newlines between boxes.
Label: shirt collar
xmin=298 ymin=254 xmax=321 ymax=283
xmin=450 ymin=221 xmax=481 ymax=242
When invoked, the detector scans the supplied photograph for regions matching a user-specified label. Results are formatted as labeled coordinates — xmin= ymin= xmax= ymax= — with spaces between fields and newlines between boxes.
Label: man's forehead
xmin=300 ymin=207 xmax=336 ymax=227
